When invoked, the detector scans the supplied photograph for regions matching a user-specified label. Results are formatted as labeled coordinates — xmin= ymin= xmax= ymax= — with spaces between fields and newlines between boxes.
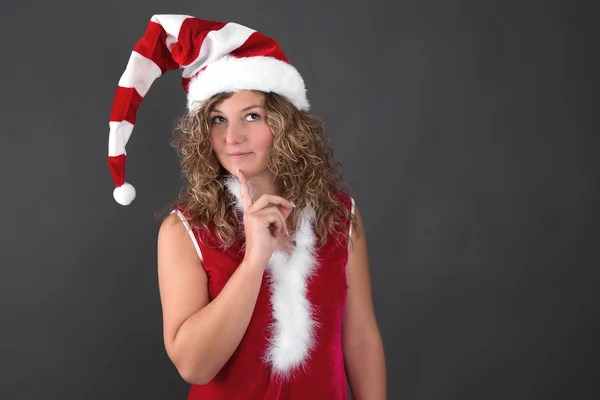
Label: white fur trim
xmin=170 ymin=210 xmax=203 ymax=262
xmin=264 ymin=206 xmax=318 ymax=378
xmin=224 ymin=174 xmax=318 ymax=378
xmin=113 ymin=182 xmax=136 ymax=206
xmin=186 ymin=55 xmax=310 ymax=112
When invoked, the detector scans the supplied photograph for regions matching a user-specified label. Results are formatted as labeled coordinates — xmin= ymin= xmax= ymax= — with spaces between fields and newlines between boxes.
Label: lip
xmin=228 ymin=152 xmax=252 ymax=159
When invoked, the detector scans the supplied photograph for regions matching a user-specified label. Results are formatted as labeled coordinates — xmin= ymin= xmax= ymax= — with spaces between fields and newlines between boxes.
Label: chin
xmin=218 ymin=154 xmax=269 ymax=178
xmin=222 ymin=163 xmax=251 ymax=175
xmin=226 ymin=165 xmax=269 ymax=178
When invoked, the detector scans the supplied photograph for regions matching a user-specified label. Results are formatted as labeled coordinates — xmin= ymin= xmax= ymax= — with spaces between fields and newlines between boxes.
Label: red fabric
xmin=182 ymin=191 xmax=353 ymax=399
xmin=107 ymin=154 xmax=126 ymax=186
xmin=171 ymin=18 xmax=226 ymax=66
xmin=109 ymin=86 xmax=142 ymax=124
xmin=181 ymin=76 xmax=193 ymax=92
xmin=230 ymin=32 xmax=289 ymax=63
xmin=133 ymin=21 xmax=181 ymax=74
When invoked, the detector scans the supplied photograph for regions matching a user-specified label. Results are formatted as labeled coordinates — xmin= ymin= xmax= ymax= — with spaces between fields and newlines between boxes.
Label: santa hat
xmin=108 ymin=14 xmax=309 ymax=205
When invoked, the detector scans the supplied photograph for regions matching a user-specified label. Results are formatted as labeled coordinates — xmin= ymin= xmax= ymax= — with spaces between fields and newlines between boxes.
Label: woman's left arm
xmin=342 ymin=202 xmax=387 ymax=400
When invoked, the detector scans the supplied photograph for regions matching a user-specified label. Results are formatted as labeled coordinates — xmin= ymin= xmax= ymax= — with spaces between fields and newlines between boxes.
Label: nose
xmin=225 ymin=121 xmax=245 ymax=144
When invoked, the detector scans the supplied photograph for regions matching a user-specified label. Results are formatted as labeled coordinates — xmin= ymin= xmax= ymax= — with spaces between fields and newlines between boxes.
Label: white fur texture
xmin=186 ymin=55 xmax=310 ymax=112
xmin=224 ymin=174 xmax=319 ymax=378
xmin=264 ymin=206 xmax=319 ymax=379
xmin=113 ymin=182 xmax=136 ymax=206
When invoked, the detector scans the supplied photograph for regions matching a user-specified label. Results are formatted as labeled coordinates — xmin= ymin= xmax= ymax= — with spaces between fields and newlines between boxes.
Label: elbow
xmin=179 ymin=367 xmax=214 ymax=385
xmin=167 ymin=340 xmax=218 ymax=385
xmin=175 ymin=358 xmax=216 ymax=385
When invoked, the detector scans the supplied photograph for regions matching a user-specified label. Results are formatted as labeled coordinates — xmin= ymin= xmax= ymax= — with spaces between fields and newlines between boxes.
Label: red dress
xmin=173 ymin=178 xmax=355 ymax=400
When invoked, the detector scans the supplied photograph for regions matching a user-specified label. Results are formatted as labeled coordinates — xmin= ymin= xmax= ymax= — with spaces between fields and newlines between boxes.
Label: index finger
xmin=237 ymin=169 xmax=252 ymax=213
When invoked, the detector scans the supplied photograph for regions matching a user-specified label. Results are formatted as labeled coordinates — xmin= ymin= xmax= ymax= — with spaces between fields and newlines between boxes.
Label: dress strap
xmin=170 ymin=209 xmax=203 ymax=262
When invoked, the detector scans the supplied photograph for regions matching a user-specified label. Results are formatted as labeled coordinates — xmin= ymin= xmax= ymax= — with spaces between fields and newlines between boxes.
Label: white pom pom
xmin=113 ymin=182 xmax=136 ymax=206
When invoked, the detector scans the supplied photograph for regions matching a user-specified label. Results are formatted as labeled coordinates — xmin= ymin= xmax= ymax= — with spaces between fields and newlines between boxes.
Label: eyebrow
xmin=211 ymin=105 xmax=264 ymax=114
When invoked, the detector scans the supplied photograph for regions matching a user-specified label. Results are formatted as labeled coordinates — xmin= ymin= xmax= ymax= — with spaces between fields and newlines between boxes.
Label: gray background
xmin=1 ymin=0 xmax=598 ymax=399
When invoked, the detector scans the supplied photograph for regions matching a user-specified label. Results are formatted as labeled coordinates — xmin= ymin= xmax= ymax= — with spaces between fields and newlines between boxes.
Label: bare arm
xmin=342 ymin=203 xmax=387 ymax=399
xmin=157 ymin=213 xmax=265 ymax=384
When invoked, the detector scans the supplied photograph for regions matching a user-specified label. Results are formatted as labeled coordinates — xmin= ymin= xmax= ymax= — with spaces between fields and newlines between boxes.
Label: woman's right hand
xmin=238 ymin=169 xmax=295 ymax=269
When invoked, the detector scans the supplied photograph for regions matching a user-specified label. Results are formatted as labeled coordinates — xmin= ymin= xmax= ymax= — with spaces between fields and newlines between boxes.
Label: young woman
xmin=107 ymin=14 xmax=386 ymax=400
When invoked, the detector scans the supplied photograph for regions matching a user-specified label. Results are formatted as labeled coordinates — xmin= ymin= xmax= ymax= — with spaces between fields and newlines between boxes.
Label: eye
xmin=211 ymin=116 xmax=226 ymax=124
xmin=245 ymin=113 xmax=260 ymax=122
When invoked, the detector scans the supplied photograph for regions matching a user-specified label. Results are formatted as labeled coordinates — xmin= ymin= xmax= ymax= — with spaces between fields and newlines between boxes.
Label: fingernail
xmin=290 ymin=202 xmax=296 ymax=208
xmin=236 ymin=169 xmax=240 ymax=177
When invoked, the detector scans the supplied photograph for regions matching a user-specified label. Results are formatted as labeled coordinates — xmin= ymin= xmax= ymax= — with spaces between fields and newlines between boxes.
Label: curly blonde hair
xmin=161 ymin=90 xmax=359 ymax=251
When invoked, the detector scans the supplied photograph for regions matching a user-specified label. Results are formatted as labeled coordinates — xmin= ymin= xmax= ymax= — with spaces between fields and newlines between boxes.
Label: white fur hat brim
xmin=186 ymin=55 xmax=310 ymax=112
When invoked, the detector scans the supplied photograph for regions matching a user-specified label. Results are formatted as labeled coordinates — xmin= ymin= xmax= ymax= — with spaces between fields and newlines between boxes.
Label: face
xmin=209 ymin=91 xmax=274 ymax=178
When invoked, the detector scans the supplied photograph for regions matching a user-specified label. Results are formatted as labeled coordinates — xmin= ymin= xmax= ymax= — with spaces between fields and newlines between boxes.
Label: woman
xmin=107 ymin=14 xmax=386 ymax=399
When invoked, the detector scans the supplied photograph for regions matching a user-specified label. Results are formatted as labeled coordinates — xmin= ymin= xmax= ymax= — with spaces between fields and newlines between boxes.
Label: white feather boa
xmin=225 ymin=175 xmax=319 ymax=378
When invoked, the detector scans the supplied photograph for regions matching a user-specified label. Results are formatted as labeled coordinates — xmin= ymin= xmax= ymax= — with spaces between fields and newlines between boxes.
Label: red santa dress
xmin=172 ymin=176 xmax=356 ymax=399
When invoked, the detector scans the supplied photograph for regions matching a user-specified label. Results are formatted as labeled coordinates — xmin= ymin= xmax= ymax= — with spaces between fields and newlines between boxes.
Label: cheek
xmin=251 ymin=125 xmax=274 ymax=151
xmin=209 ymin=130 xmax=223 ymax=151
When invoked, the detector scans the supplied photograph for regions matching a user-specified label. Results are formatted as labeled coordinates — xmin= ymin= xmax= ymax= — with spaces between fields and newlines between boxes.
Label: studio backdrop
xmin=1 ymin=0 xmax=598 ymax=399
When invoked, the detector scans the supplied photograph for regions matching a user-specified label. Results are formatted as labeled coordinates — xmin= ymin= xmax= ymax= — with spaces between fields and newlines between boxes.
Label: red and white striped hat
xmin=108 ymin=14 xmax=309 ymax=205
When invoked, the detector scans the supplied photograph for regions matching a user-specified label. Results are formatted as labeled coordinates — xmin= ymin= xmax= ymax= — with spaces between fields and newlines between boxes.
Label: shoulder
xmin=158 ymin=211 xmax=191 ymax=248
xmin=158 ymin=209 xmax=202 ymax=260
